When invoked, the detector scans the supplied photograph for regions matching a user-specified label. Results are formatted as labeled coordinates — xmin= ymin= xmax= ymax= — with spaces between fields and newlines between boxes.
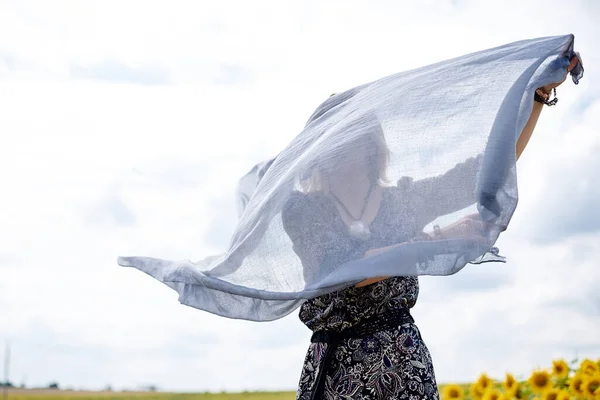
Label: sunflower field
xmin=442 ymin=358 xmax=600 ymax=400
xmin=5 ymin=358 xmax=599 ymax=400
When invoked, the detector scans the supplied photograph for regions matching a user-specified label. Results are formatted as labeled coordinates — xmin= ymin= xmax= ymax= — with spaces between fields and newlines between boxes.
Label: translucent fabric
xmin=118 ymin=34 xmax=583 ymax=321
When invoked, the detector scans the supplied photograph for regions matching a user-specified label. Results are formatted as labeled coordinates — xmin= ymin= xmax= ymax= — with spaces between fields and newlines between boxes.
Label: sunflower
xmin=477 ymin=373 xmax=494 ymax=391
xmin=470 ymin=382 xmax=485 ymax=400
xmin=542 ymin=388 xmax=560 ymax=400
xmin=442 ymin=384 xmax=465 ymax=400
xmin=569 ymin=374 xmax=585 ymax=396
xmin=505 ymin=373 xmax=519 ymax=395
xmin=552 ymin=360 xmax=570 ymax=379
xmin=514 ymin=387 xmax=525 ymax=400
xmin=582 ymin=374 xmax=600 ymax=399
xmin=529 ymin=370 xmax=552 ymax=393
xmin=580 ymin=359 xmax=600 ymax=377
xmin=482 ymin=388 xmax=504 ymax=400
xmin=556 ymin=389 xmax=570 ymax=400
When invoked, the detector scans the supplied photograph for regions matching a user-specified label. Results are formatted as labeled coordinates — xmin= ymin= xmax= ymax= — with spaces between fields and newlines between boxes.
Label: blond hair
xmin=302 ymin=124 xmax=390 ymax=193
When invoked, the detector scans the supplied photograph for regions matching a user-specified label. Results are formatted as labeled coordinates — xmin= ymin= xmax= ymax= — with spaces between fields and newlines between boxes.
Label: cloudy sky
xmin=1 ymin=0 xmax=599 ymax=393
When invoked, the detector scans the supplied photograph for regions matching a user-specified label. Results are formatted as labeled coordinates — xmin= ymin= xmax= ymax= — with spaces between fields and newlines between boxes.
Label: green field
xmin=3 ymin=390 xmax=296 ymax=400
xmin=3 ymin=385 xmax=464 ymax=400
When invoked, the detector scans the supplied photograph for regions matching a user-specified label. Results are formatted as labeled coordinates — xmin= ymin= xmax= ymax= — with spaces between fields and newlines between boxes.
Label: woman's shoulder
xmin=380 ymin=177 xmax=415 ymax=192
xmin=380 ymin=178 xmax=415 ymax=202
xmin=282 ymin=190 xmax=331 ymax=222
xmin=285 ymin=190 xmax=330 ymax=208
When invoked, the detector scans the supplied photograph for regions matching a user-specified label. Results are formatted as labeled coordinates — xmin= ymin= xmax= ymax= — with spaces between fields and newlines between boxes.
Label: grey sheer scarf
xmin=118 ymin=34 xmax=583 ymax=321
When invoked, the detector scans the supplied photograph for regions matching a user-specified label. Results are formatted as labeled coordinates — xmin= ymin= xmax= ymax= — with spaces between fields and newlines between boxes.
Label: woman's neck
xmin=327 ymin=172 xmax=383 ymax=226
xmin=328 ymin=172 xmax=375 ymax=212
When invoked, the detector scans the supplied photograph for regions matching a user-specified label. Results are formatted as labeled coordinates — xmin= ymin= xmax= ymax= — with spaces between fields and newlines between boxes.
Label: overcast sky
xmin=1 ymin=0 xmax=599 ymax=393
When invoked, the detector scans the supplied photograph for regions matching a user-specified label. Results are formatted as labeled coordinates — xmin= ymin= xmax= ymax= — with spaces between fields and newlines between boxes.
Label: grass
xmin=4 ymin=384 xmax=470 ymax=400
xmin=2 ymin=385 xmax=466 ymax=400
xmin=2 ymin=390 xmax=297 ymax=400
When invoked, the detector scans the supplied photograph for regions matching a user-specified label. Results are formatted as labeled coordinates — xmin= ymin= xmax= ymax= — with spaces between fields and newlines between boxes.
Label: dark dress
xmin=282 ymin=156 xmax=481 ymax=400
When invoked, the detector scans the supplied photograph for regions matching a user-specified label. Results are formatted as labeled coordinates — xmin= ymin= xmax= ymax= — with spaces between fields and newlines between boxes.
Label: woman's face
xmin=325 ymin=138 xmax=376 ymax=181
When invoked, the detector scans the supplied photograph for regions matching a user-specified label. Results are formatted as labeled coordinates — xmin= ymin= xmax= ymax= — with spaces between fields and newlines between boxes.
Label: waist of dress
xmin=307 ymin=307 xmax=414 ymax=400
xmin=310 ymin=307 xmax=414 ymax=343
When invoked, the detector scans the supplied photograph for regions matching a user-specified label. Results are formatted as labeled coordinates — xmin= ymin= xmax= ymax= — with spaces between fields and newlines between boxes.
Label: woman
xmin=281 ymin=56 xmax=581 ymax=400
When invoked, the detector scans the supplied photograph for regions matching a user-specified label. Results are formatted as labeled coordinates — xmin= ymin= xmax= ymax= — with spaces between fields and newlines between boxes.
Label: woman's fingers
xmin=567 ymin=55 xmax=579 ymax=72
xmin=542 ymin=53 xmax=582 ymax=92
xmin=454 ymin=219 xmax=483 ymax=237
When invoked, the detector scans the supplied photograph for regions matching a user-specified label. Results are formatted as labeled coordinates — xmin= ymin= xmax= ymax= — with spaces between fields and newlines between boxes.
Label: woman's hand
xmin=357 ymin=219 xmax=488 ymax=288
xmin=540 ymin=53 xmax=582 ymax=94
xmin=519 ymin=53 xmax=582 ymax=158
xmin=436 ymin=213 xmax=486 ymax=239
xmin=363 ymin=241 xmax=408 ymax=259
xmin=364 ymin=214 xmax=487 ymax=259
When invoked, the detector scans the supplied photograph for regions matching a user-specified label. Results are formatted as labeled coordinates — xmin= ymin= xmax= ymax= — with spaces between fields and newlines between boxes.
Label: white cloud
xmin=1 ymin=0 xmax=599 ymax=392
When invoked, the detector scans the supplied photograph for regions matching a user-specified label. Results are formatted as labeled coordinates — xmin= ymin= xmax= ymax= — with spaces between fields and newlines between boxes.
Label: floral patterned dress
xmin=282 ymin=156 xmax=481 ymax=400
